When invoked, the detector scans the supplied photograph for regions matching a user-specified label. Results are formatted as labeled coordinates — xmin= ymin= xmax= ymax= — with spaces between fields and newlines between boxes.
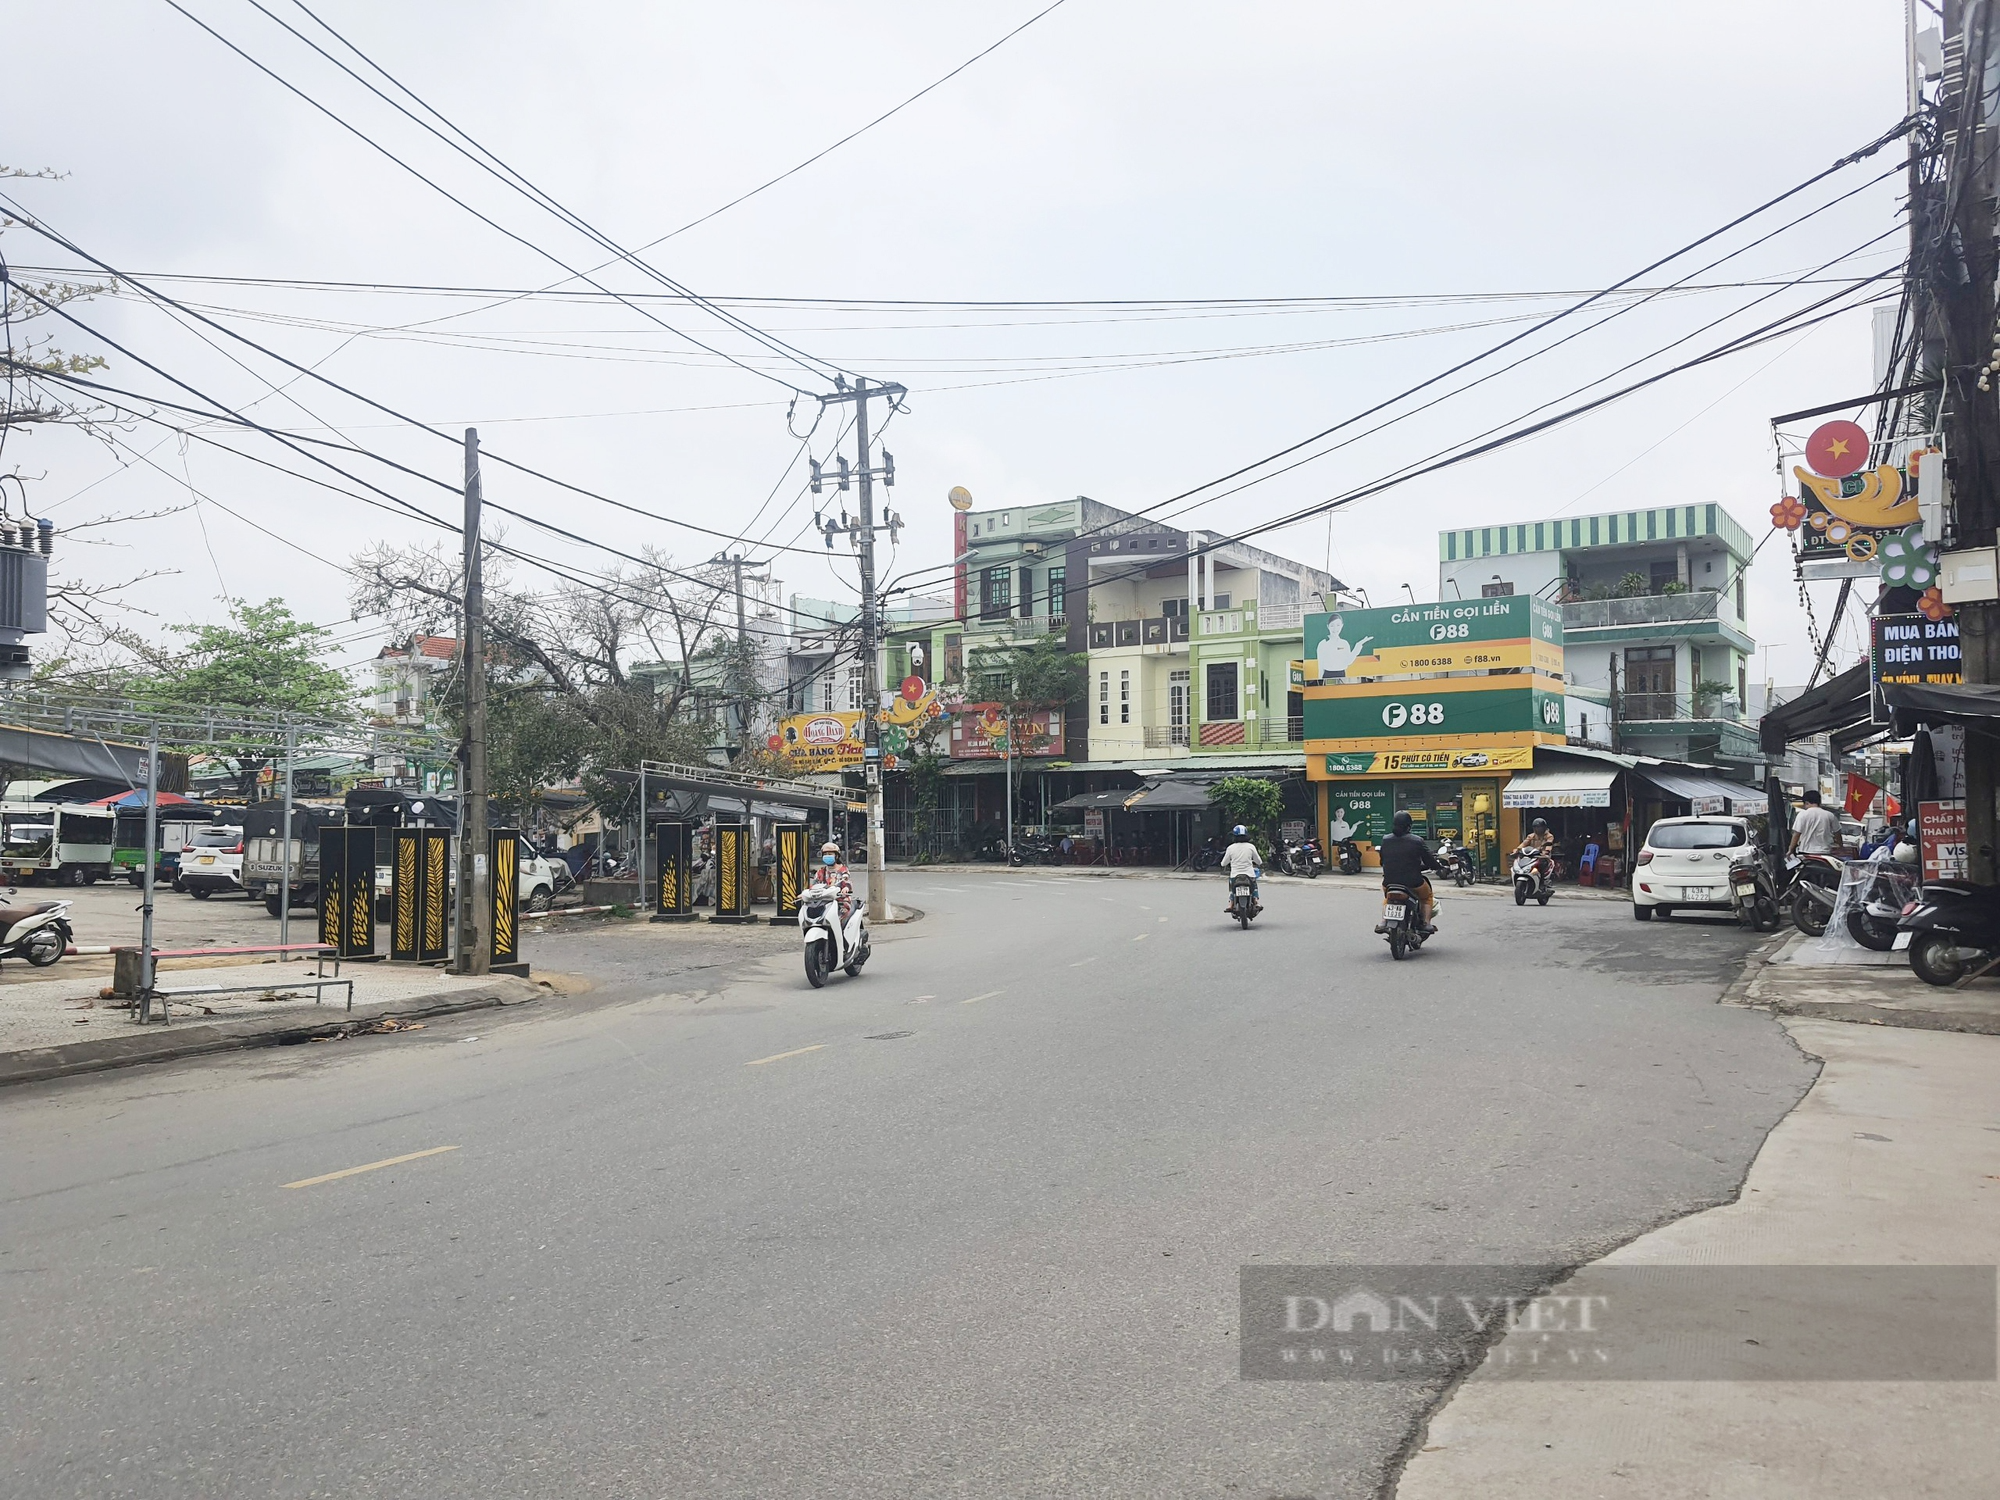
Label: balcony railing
xmin=1142 ymin=724 xmax=1193 ymax=749
xmin=1619 ymin=692 xmax=1742 ymax=723
xmin=1188 ymin=716 xmax=1306 ymax=748
xmin=1257 ymin=601 xmax=1304 ymax=631
xmin=1562 ymin=590 xmax=1737 ymax=631
xmin=975 ymin=613 xmax=1065 ymax=638
xmin=1088 ymin=616 xmax=1191 ymax=649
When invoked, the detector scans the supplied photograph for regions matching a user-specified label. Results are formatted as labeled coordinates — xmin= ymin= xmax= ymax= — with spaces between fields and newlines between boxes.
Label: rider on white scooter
xmin=1220 ymin=825 xmax=1262 ymax=915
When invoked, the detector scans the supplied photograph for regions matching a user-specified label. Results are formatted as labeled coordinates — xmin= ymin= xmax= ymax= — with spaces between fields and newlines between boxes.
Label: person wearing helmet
xmin=1519 ymin=816 xmax=1556 ymax=885
xmin=1377 ymin=809 xmax=1442 ymax=933
xmin=814 ymin=839 xmax=854 ymax=922
xmin=1220 ymin=823 xmax=1262 ymax=915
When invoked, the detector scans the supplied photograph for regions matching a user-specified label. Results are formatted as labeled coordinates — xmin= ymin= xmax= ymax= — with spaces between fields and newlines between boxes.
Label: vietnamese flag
xmin=1845 ymin=775 xmax=1879 ymax=820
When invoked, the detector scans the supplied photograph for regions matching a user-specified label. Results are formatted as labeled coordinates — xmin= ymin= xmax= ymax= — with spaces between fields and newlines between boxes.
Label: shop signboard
xmin=1304 ymin=676 xmax=1566 ymax=743
xmin=1919 ymin=799 xmax=1967 ymax=881
xmin=1322 ymin=745 xmax=1536 ymax=776
xmin=1083 ymin=808 xmax=1104 ymax=838
xmin=1325 ymin=786 xmax=1395 ymax=845
xmin=952 ymin=703 xmax=1065 ymax=760
xmin=1503 ymin=783 xmax=1611 ymax=809
xmin=1870 ymin=612 xmax=1961 ymax=724
xmin=1301 ymin=596 xmax=1563 ymax=681
xmin=776 ymin=678 xmax=948 ymax=771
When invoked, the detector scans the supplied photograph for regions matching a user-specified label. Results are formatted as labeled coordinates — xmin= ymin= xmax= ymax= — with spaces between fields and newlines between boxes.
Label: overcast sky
xmin=4 ymin=0 xmax=1906 ymax=685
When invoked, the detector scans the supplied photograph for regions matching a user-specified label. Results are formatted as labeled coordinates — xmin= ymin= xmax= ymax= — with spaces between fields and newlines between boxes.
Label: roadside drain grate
xmin=864 ymin=1031 xmax=913 ymax=1040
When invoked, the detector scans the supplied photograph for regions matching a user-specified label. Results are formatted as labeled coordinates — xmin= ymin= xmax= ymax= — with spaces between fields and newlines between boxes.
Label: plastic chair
xmin=1578 ymin=843 xmax=1599 ymax=883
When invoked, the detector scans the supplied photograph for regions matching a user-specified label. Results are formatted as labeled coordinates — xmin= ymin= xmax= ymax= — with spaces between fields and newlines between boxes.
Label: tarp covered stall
xmin=1882 ymin=680 xmax=2000 ymax=733
xmin=1500 ymin=764 xmax=1619 ymax=808
xmin=1052 ymin=781 xmax=1215 ymax=812
xmin=0 ymin=723 xmax=188 ymax=791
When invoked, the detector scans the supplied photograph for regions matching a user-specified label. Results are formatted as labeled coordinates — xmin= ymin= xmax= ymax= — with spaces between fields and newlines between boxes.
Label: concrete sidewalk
xmin=0 ymin=960 xmax=541 ymax=1087
xmin=902 ymin=861 xmax=1633 ymax=900
xmin=1395 ymin=1016 xmax=2000 ymax=1499
xmin=1738 ymin=929 xmax=2000 ymax=1036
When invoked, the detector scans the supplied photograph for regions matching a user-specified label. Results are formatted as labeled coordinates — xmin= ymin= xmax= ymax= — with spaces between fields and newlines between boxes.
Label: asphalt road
xmin=1 ymin=872 xmax=1813 ymax=1499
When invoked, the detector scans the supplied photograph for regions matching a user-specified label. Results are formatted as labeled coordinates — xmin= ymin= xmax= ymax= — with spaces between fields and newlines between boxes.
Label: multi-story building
xmin=951 ymin=497 xmax=1336 ymax=772
xmin=1437 ymin=503 xmax=1759 ymax=773
xmin=371 ymin=634 xmax=458 ymax=728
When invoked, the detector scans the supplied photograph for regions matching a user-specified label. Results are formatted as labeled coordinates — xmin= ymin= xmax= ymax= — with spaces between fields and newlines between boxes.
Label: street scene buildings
xmin=3 ymin=7 xmax=1997 ymax=1500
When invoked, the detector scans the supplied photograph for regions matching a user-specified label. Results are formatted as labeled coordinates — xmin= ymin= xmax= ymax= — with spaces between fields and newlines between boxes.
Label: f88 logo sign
xmin=1540 ymin=699 xmax=1561 ymax=725
xmin=1383 ymin=701 xmax=1445 ymax=728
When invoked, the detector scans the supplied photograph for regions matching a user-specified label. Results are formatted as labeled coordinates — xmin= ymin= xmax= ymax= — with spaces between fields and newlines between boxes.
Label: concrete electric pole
xmin=454 ymin=427 xmax=491 ymax=976
xmin=813 ymin=378 xmax=906 ymax=923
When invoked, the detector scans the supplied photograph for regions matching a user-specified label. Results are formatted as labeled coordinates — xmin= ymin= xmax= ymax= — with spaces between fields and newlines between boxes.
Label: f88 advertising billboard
xmin=1302 ymin=596 xmax=1563 ymax=681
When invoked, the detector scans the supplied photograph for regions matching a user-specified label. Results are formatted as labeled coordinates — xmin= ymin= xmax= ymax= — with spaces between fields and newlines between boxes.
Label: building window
xmin=845 ymin=664 xmax=865 ymax=712
xmin=1162 ymin=597 xmax=1188 ymax=618
xmin=1099 ymin=671 xmax=1109 ymax=725
xmin=1623 ymin=646 xmax=1675 ymax=720
xmin=1206 ymin=660 xmax=1239 ymax=721
xmin=980 ymin=566 xmax=1012 ymax=621
xmin=1018 ymin=566 xmax=1034 ymax=618
xmin=1119 ymin=669 xmax=1131 ymax=724
xmin=1735 ymin=576 xmax=1746 ymax=620
xmin=1047 ymin=566 xmax=1066 ymax=621
xmin=1169 ymin=669 xmax=1190 ymax=746
xmin=1212 ymin=593 xmax=1231 ymax=610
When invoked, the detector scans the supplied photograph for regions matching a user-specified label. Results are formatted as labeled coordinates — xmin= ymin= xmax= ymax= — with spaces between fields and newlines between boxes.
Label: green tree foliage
xmin=976 ymin=633 xmax=1086 ymax=756
xmin=1209 ymin=775 xmax=1284 ymax=849
xmin=135 ymin=598 xmax=353 ymax=720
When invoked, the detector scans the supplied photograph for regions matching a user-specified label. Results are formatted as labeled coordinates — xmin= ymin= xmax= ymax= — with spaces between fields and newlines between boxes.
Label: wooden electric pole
xmin=454 ymin=427 xmax=491 ymax=975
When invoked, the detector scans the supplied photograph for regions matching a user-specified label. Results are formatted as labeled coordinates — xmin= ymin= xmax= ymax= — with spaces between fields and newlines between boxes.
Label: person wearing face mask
xmin=814 ymin=840 xmax=853 ymax=923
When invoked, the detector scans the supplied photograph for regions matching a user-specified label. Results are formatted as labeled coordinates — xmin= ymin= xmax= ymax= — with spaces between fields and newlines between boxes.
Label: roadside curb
xmin=896 ymin=863 xmax=1632 ymax=900
xmin=0 ymin=979 xmax=543 ymax=1089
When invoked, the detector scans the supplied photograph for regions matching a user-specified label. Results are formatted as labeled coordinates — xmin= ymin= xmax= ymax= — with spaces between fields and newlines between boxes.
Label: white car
xmin=179 ymin=823 xmax=247 ymax=899
xmin=1632 ymin=815 xmax=1752 ymax=921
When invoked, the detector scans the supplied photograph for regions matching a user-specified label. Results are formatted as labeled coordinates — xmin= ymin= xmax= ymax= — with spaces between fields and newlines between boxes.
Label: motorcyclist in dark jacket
xmin=1377 ymin=810 xmax=1442 ymax=933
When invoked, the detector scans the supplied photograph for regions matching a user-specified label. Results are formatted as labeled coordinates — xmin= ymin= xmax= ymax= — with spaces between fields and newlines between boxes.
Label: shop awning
xmin=1501 ymin=764 xmax=1619 ymax=808
xmin=1758 ymin=661 xmax=1872 ymax=753
xmin=1882 ymin=680 xmax=2000 ymax=733
xmin=1637 ymin=767 xmax=1764 ymax=815
xmin=1052 ymin=780 xmax=1216 ymax=813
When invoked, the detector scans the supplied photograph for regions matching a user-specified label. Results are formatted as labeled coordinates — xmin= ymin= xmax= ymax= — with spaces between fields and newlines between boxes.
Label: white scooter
xmin=800 ymin=878 xmax=869 ymax=987
xmin=0 ymin=892 xmax=73 ymax=967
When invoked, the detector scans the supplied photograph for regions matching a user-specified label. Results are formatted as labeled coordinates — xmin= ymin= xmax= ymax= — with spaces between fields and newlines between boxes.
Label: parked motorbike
xmin=1008 ymin=833 xmax=1059 ymax=867
xmin=1846 ymin=859 xmax=1920 ymax=951
xmin=1788 ymin=852 xmax=1845 ymax=936
xmin=1728 ymin=853 xmax=1784 ymax=932
xmin=799 ymin=878 xmax=870 ymax=987
xmin=1896 ymin=881 xmax=2000 ymax=987
xmin=1511 ymin=845 xmax=1555 ymax=906
xmin=0 ymin=893 xmax=73 ymax=968
xmin=1277 ymin=838 xmax=1324 ymax=878
xmin=1376 ymin=882 xmax=1430 ymax=959
xmin=1228 ymin=872 xmax=1260 ymax=928
xmin=1437 ymin=837 xmax=1477 ymax=888
xmin=1335 ymin=838 xmax=1362 ymax=876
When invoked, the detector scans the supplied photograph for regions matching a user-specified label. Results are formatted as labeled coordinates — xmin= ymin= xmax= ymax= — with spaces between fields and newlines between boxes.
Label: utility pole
xmin=1935 ymin=2 xmax=2000 ymax=873
xmin=454 ymin=427 xmax=490 ymax=975
xmin=813 ymin=378 xmax=906 ymax=923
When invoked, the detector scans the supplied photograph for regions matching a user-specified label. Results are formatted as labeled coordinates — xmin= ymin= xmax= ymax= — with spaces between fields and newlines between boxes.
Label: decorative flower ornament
xmin=1878 ymin=525 xmax=1940 ymax=590
xmin=1770 ymin=495 xmax=1807 ymax=530
xmin=1918 ymin=586 xmax=1954 ymax=621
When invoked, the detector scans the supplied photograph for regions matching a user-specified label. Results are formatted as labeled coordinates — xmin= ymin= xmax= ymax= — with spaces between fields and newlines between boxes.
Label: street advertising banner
xmin=775 ymin=678 xmax=948 ymax=772
xmin=1326 ymin=787 xmax=1395 ymax=844
xmin=1919 ymin=799 xmax=1967 ymax=881
xmin=1301 ymin=596 xmax=1563 ymax=682
xmin=710 ymin=822 xmax=754 ymax=922
xmin=1304 ymin=676 xmax=1566 ymax=745
xmin=1870 ymin=612 xmax=1961 ymax=724
xmin=317 ymin=825 xmax=376 ymax=958
xmin=951 ymin=703 xmax=1065 ymax=759
xmin=389 ymin=825 xmax=450 ymax=962
xmin=771 ymin=823 xmax=808 ymax=925
xmin=488 ymin=828 xmax=521 ymax=967
xmin=1322 ymin=745 xmax=1536 ymax=776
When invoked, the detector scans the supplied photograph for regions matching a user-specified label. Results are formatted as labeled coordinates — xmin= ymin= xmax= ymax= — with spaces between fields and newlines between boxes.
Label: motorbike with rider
xmin=1511 ymin=817 xmax=1558 ymax=906
xmin=1220 ymin=824 xmax=1263 ymax=924
xmin=1375 ymin=810 xmax=1442 ymax=945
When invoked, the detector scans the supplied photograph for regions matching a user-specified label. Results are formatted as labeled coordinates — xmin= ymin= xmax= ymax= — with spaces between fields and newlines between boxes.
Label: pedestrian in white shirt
xmin=1789 ymin=790 xmax=1842 ymax=856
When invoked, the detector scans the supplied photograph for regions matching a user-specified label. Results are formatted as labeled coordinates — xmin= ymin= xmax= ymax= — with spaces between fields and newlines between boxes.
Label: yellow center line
xmin=284 ymin=1145 xmax=458 ymax=1190
xmin=961 ymin=990 xmax=1003 ymax=1005
xmin=745 ymin=1043 xmax=828 ymax=1067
